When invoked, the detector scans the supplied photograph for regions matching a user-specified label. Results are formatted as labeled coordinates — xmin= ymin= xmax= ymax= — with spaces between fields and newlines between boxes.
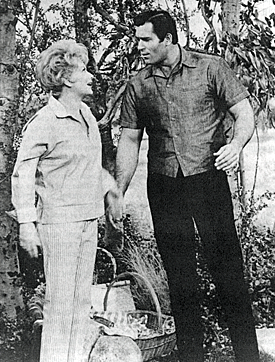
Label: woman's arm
xmin=12 ymin=116 xmax=49 ymax=257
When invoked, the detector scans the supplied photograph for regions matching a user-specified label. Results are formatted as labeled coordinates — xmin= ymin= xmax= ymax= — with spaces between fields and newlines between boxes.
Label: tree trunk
xmin=221 ymin=0 xmax=240 ymax=36
xmin=221 ymin=0 xmax=246 ymax=210
xmin=0 ymin=0 xmax=23 ymax=318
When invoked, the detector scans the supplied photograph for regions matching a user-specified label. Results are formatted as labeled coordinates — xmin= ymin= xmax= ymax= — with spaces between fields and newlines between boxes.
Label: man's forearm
xmin=214 ymin=98 xmax=255 ymax=171
xmin=115 ymin=144 xmax=140 ymax=195
xmin=230 ymin=98 xmax=255 ymax=151
xmin=115 ymin=128 xmax=143 ymax=195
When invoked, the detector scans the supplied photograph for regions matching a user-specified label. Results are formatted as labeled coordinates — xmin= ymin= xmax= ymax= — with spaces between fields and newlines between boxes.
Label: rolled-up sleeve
xmin=11 ymin=117 xmax=49 ymax=223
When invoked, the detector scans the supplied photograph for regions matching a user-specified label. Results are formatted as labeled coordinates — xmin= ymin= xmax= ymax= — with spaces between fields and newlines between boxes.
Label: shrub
xmin=0 ymin=305 xmax=33 ymax=361
xmin=236 ymin=191 xmax=275 ymax=326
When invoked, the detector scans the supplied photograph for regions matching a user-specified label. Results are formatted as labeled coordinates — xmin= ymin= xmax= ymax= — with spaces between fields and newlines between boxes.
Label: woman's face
xmin=67 ymin=59 xmax=93 ymax=98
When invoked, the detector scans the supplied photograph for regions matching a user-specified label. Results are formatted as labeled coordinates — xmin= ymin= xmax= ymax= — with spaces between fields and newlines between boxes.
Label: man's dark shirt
xmin=120 ymin=48 xmax=249 ymax=177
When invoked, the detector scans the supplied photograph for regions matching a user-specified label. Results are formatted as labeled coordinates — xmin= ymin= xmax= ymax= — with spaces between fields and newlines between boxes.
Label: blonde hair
xmin=36 ymin=39 xmax=89 ymax=95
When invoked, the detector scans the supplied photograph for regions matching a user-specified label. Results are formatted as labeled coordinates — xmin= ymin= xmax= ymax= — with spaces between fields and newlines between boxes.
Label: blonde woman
xmin=12 ymin=40 xmax=118 ymax=362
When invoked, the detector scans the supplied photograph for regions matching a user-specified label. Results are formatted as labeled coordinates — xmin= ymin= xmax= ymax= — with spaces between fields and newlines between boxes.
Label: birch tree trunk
xmin=221 ymin=0 xmax=246 ymax=209
xmin=0 ymin=0 xmax=23 ymax=318
xmin=221 ymin=0 xmax=240 ymax=35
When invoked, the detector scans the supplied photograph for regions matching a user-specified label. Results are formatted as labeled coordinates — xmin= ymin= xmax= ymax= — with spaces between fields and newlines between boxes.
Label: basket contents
xmin=90 ymin=309 xmax=175 ymax=340
xmin=128 ymin=312 xmax=175 ymax=338
xmin=92 ymin=272 xmax=177 ymax=361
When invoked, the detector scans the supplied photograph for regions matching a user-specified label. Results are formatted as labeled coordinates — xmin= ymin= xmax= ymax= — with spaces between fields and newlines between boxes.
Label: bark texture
xmin=0 ymin=0 xmax=23 ymax=318
xmin=221 ymin=0 xmax=240 ymax=36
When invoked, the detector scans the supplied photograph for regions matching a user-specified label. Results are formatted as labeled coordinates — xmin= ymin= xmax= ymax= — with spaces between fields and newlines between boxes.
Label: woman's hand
xmin=19 ymin=222 xmax=41 ymax=258
xmin=104 ymin=189 xmax=124 ymax=251
xmin=105 ymin=189 xmax=124 ymax=229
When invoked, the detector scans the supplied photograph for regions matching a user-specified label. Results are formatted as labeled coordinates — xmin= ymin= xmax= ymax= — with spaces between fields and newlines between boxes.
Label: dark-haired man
xmin=114 ymin=10 xmax=259 ymax=362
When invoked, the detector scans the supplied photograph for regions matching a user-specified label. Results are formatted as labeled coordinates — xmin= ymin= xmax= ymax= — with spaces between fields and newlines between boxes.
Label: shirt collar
xmin=144 ymin=46 xmax=197 ymax=79
xmin=180 ymin=47 xmax=199 ymax=68
xmin=48 ymin=95 xmax=89 ymax=120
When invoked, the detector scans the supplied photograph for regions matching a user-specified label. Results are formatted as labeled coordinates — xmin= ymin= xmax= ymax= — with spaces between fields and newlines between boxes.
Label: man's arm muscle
xmin=116 ymin=128 xmax=144 ymax=195
xmin=214 ymin=98 xmax=254 ymax=171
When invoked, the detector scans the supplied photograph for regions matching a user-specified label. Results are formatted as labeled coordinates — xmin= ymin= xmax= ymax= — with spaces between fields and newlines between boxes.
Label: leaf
xmin=234 ymin=47 xmax=248 ymax=62
xmin=247 ymin=51 xmax=260 ymax=71
xmin=253 ymin=49 xmax=262 ymax=69
xmin=242 ymin=74 xmax=253 ymax=88
xmin=225 ymin=47 xmax=234 ymax=64
xmin=258 ymin=75 xmax=268 ymax=90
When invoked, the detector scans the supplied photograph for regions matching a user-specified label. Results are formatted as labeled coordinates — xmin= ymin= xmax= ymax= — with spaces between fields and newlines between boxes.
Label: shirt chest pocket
xmin=175 ymin=84 xmax=214 ymax=115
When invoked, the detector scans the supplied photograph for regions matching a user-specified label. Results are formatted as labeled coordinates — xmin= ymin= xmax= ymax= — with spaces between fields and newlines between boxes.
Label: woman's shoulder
xmin=22 ymin=104 xmax=56 ymax=134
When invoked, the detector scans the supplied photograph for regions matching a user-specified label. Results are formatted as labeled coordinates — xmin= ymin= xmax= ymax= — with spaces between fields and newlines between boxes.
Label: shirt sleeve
xmin=120 ymin=81 xmax=144 ymax=129
xmin=11 ymin=114 xmax=50 ymax=223
xmin=210 ymin=57 xmax=250 ymax=109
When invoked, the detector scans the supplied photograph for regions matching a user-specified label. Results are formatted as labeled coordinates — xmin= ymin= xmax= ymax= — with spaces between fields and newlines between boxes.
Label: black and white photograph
xmin=1 ymin=1 xmax=275 ymax=361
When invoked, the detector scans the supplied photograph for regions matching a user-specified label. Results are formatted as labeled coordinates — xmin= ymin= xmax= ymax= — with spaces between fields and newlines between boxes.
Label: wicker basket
xmin=91 ymin=248 xmax=135 ymax=312
xmin=103 ymin=272 xmax=177 ymax=361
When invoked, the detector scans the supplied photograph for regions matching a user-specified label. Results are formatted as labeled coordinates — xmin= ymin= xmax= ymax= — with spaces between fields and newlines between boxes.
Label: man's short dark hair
xmin=134 ymin=10 xmax=178 ymax=44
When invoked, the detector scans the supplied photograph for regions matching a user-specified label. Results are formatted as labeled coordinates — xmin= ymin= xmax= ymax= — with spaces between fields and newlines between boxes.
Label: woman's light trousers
xmin=38 ymin=220 xmax=98 ymax=362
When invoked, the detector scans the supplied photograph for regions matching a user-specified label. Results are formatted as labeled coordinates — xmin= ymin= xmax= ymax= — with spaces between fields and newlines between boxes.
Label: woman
xmin=12 ymin=40 xmax=119 ymax=362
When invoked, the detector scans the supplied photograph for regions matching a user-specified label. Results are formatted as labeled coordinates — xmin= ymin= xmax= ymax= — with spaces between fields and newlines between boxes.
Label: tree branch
xmin=181 ymin=0 xmax=190 ymax=48
xmin=201 ymin=0 xmax=218 ymax=52
xmin=97 ymin=83 xmax=127 ymax=129
xmin=27 ymin=0 xmax=40 ymax=55
xmin=90 ymin=0 xmax=132 ymax=37
xmin=97 ymin=39 xmax=118 ymax=69
xmin=20 ymin=0 xmax=32 ymax=34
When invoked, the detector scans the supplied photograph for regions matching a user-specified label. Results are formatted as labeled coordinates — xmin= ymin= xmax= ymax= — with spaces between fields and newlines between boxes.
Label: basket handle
xmin=103 ymin=271 xmax=162 ymax=329
xmin=95 ymin=247 xmax=117 ymax=281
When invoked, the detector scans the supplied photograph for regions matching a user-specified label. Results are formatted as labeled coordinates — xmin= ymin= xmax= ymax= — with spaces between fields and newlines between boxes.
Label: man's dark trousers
xmin=147 ymin=169 xmax=259 ymax=362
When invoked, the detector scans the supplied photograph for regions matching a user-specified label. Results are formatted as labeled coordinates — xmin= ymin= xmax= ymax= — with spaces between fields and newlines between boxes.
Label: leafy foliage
xmin=220 ymin=24 xmax=275 ymax=128
xmin=236 ymin=191 xmax=275 ymax=326
xmin=0 ymin=306 xmax=33 ymax=360
xmin=196 ymin=0 xmax=275 ymax=129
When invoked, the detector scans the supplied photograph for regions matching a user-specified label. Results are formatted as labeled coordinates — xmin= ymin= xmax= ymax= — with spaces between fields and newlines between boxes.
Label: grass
xmin=121 ymin=235 xmax=171 ymax=315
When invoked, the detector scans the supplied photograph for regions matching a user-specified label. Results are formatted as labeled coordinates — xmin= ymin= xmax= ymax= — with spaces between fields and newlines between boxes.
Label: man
xmin=114 ymin=10 xmax=259 ymax=362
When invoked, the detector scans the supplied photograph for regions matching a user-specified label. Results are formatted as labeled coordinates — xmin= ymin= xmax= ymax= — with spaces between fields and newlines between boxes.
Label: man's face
xmin=136 ymin=22 xmax=167 ymax=65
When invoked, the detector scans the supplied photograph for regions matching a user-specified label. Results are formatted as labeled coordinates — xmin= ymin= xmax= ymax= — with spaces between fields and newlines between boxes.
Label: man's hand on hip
xmin=214 ymin=141 xmax=242 ymax=172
